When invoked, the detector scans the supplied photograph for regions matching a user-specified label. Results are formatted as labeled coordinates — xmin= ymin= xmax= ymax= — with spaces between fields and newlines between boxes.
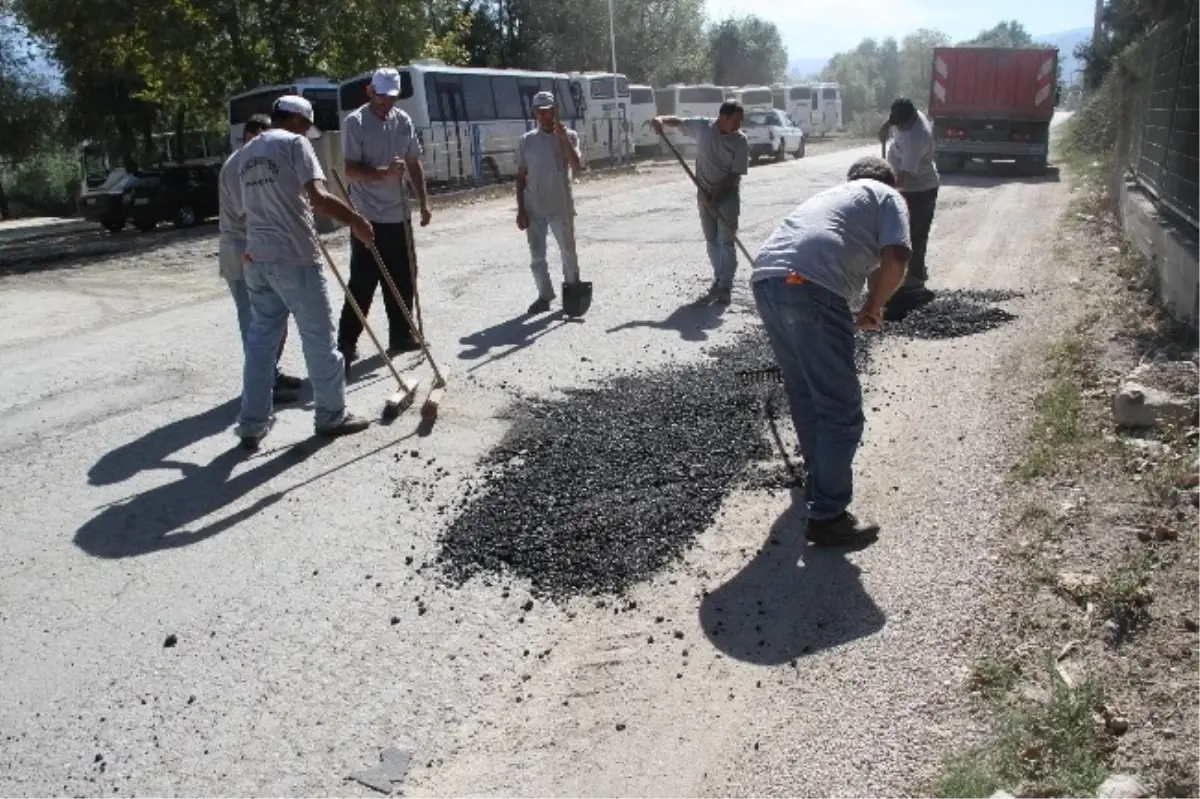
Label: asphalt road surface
xmin=0 ymin=120 xmax=1079 ymax=797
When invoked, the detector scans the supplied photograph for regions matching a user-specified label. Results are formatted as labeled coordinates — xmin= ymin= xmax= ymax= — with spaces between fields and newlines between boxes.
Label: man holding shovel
xmin=515 ymin=90 xmax=584 ymax=315
xmin=651 ymin=100 xmax=749 ymax=305
xmin=337 ymin=67 xmax=432 ymax=370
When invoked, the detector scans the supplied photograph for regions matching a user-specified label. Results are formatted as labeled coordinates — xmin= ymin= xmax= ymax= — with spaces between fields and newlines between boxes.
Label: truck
xmin=928 ymin=46 xmax=1059 ymax=175
xmin=741 ymin=107 xmax=806 ymax=162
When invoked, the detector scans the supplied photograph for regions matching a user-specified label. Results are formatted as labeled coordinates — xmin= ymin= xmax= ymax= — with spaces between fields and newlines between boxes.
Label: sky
xmin=705 ymin=0 xmax=1097 ymax=62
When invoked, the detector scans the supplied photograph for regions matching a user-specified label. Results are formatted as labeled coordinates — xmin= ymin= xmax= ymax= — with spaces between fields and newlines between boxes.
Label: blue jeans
xmin=698 ymin=190 xmax=740 ymax=290
xmin=526 ymin=212 xmax=580 ymax=299
xmin=226 ymin=277 xmax=286 ymax=382
xmin=237 ymin=261 xmax=347 ymax=436
xmin=752 ymin=276 xmax=864 ymax=521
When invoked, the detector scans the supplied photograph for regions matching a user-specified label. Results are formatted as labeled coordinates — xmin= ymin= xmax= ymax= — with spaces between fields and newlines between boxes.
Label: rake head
xmin=735 ymin=365 xmax=783 ymax=385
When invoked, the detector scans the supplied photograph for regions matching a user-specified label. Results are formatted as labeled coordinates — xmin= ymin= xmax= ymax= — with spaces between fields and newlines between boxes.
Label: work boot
xmin=695 ymin=280 xmax=720 ymax=305
xmin=527 ymin=296 xmax=553 ymax=315
xmin=238 ymin=417 xmax=275 ymax=453
xmin=316 ymin=412 xmax=371 ymax=438
xmin=387 ymin=339 xmax=421 ymax=356
xmin=805 ymin=511 xmax=880 ymax=547
xmin=714 ymin=286 xmax=732 ymax=305
xmin=275 ymin=373 xmax=303 ymax=390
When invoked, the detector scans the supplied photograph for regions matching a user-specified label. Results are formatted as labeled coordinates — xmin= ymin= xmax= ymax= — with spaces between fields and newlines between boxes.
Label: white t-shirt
xmin=238 ymin=128 xmax=326 ymax=266
xmin=886 ymin=110 xmax=939 ymax=193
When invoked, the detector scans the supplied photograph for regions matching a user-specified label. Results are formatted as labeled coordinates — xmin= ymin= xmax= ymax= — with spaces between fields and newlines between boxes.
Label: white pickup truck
xmin=742 ymin=108 xmax=807 ymax=163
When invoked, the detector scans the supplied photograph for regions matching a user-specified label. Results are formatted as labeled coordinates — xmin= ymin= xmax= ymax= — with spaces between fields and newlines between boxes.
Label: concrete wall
xmin=1119 ymin=177 xmax=1199 ymax=332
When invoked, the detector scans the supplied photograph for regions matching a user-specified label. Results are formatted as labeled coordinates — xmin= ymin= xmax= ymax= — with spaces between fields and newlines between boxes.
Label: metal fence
xmin=1128 ymin=0 xmax=1199 ymax=229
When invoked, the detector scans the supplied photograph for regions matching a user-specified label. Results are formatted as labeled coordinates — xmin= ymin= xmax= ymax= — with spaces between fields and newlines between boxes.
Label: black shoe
xmin=272 ymin=386 xmax=300 ymax=405
xmin=275 ymin=373 xmax=303 ymax=390
xmin=883 ymin=286 xmax=935 ymax=321
xmin=805 ymin=511 xmax=880 ymax=547
xmin=238 ymin=419 xmax=274 ymax=452
xmin=387 ymin=340 xmax=421 ymax=356
xmin=527 ymin=296 xmax=553 ymax=314
xmin=315 ymin=412 xmax=371 ymax=438
xmin=714 ymin=287 xmax=732 ymax=305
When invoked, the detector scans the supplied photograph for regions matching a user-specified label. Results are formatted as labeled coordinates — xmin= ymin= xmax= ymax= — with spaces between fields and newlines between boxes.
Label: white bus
xmin=568 ymin=71 xmax=632 ymax=163
xmin=653 ymin=84 xmax=726 ymax=155
xmin=336 ymin=60 xmax=581 ymax=187
xmin=810 ymin=83 xmax=843 ymax=136
xmin=772 ymin=84 xmax=814 ymax=130
xmin=629 ymin=83 xmax=658 ymax=154
xmin=226 ymin=77 xmax=341 ymax=151
xmin=732 ymin=86 xmax=774 ymax=110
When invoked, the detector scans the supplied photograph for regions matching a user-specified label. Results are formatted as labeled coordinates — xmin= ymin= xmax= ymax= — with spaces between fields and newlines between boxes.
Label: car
xmin=742 ymin=109 xmax=806 ymax=163
xmin=77 ymin=162 xmax=221 ymax=234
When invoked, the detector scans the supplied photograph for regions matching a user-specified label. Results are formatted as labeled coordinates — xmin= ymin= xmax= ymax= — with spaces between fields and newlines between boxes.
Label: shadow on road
xmin=606 ymin=300 xmax=727 ymax=342
xmin=0 ymin=221 xmax=219 ymax=277
xmin=87 ymin=398 xmax=241 ymax=487
xmin=75 ymin=437 xmax=329 ymax=559
xmin=699 ymin=491 xmax=885 ymax=666
xmin=938 ymin=163 xmax=1062 ymax=188
xmin=457 ymin=310 xmax=569 ymax=372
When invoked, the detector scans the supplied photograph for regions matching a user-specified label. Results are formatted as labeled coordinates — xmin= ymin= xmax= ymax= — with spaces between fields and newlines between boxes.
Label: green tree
xmin=707 ymin=15 xmax=787 ymax=86
xmin=959 ymin=20 xmax=1035 ymax=48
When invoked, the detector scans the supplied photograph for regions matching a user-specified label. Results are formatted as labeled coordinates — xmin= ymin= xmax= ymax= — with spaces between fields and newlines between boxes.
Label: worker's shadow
xmin=457 ymin=310 xmax=568 ymax=369
xmin=75 ymin=439 xmax=328 ymax=559
xmin=606 ymin=300 xmax=727 ymax=342
xmin=699 ymin=491 xmax=885 ymax=665
xmin=87 ymin=398 xmax=241 ymax=487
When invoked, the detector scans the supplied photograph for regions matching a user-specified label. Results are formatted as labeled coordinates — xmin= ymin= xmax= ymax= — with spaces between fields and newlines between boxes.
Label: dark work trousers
xmin=337 ymin=220 xmax=417 ymax=353
xmin=899 ymin=186 xmax=938 ymax=287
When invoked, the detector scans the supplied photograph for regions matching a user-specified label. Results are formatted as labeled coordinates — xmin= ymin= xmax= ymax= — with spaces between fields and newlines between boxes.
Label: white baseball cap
xmin=371 ymin=68 xmax=403 ymax=98
xmin=272 ymin=95 xmax=322 ymax=139
xmin=532 ymin=91 xmax=556 ymax=109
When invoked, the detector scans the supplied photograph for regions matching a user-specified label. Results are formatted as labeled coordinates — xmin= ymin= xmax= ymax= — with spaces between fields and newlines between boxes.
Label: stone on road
xmin=0 ymin=141 xmax=1075 ymax=796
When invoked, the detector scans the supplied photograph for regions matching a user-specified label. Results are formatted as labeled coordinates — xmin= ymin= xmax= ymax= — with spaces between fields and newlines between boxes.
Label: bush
xmin=846 ymin=110 xmax=887 ymax=140
xmin=4 ymin=149 xmax=80 ymax=217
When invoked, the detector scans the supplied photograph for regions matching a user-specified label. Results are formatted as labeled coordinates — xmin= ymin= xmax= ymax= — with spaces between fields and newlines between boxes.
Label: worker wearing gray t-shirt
xmin=234 ymin=94 xmax=376 ymax=451
xmin=218 ymin=113 xmax=301 ymax=405
xmin=515 ymin=90 xmax=584 ymax=315
xmin=750 ymin=155 xmax=912 ymax=547
xmin=338 ymin=68 xmax=432 ymax=368
xmin=652 ymin=100 xmax=750 ymax=305
xmin=879 ymin=97 xmax=939 ymax=316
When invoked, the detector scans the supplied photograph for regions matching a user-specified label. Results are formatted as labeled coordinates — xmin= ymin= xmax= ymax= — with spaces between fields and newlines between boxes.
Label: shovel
xmin=557 ymin=130 xmax=592 ymax=317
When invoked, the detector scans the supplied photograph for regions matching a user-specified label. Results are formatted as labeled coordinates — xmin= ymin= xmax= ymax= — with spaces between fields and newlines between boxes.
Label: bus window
xmin=790 ymin=87 xmax=811 ymax=101
xmin=655 ymin=89 xmax=676 ymax=115
xmin=591 ymin=80 xmax=614 ymax=100
xmin=461 ymin=73 xmax=496 ymax=120
xmin=229 ymin=89 xmax=286 ymax=124
xmin=426 ymin=73 xmax=466 ymax=122
xmin=340 ymin=77 xmax=370 ymax=112
xmin=742 ymin=89 xmax=772 ymax=106
xmin=679 ymin=87 xmax=724 ymax=104
xmin=631 ymin=87 xmax=654 ymax=105
xmin=811 ymin=94 xmax=819 ymax=110
xmin=822 ymin=87 xmax=838 ymax=100
xmin=492 ymin=75 xmax=523 ymax=119
xmin=517 ymin=78 xmax=543 ymax=119
xmin=302 ymin=88 xmax=340 ymax=131
xmin=554 ymin=78 xmax=578 ymax=119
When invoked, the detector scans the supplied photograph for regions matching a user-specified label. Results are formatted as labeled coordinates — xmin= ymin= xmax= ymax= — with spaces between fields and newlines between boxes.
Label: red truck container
xmin=928 ymin=46 xmax=1059 ymax=175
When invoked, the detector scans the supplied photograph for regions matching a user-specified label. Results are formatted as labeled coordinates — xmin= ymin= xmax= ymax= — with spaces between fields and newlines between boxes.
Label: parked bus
xmin=653 ymin=84 xmax=725 ymax=155
xmin=629 ymin=83 xmax=658 ymax=154
xmin=568 ymin=71 xmax=632 ymax=163
xmin=772 ymin=84 xmax=815 ymax=130
xmin=226 ymin=77 xmax=340 ymax=151
xmin=810 ymin=82 xmax=843 ymax=135
xmin=731 ymin=86 xmax=774 ymax=110
xmin=336 ymin=60 xmax=581 ymax=188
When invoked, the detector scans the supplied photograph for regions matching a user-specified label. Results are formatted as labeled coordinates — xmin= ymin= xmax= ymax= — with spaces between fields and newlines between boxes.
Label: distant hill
xmin=1032 ymin=26 xmax=1092 ymax=83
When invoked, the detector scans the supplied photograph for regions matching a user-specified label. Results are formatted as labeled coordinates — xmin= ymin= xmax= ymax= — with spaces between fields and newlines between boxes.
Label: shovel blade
xmin=562 ymin=280 xmax=593 ymax=317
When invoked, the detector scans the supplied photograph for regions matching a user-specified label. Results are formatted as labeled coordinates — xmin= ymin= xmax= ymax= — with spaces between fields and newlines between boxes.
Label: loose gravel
xmin=434 ymin=288 xmax=1022 ymax=600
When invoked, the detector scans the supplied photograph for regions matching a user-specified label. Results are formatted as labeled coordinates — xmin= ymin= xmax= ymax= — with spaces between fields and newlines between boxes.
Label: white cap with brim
xmin=532 ymin=91 xmax=556 ymax=109
xmin=273 ymin=94 xmax=322 ymax=139
xmin=371 ymin=67 xmax=403 ymax=98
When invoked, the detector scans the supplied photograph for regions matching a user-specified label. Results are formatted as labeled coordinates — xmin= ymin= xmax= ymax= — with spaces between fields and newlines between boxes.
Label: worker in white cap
xmin=515 ymin=89 xmax=584 ymax=315
xmin=231 ymin=94 xmax=376 ymax=451
xmin=337 ymin=66 xmax=431 ymax=372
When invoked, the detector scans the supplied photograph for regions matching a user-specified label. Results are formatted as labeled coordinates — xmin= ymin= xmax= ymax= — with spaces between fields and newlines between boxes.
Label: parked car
xmin=78 ymin=162 xmax=221 ymax=233
xmin=741 ymin=109 xmax=806 ymax=163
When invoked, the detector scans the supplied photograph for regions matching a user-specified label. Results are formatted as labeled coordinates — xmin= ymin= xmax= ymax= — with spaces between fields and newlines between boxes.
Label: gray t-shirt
xmin=678 ymin=117 xmax=749 ymax=193
xmin=886 ymin=110 xmax=939 ymax=192
xmin=751 ymin=180 xmax=912 ymax=302
xmin=517 ymin=127 xmax=581 ymax=217
xmin=217 ymin=146 xmax=249 ymax=280
xmin=342 ymin=105 xmax=422 ymax=223
xmin=238 ymin=128 xmax=325 ymax=267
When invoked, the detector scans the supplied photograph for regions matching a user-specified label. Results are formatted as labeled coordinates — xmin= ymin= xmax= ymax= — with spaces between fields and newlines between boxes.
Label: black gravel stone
xmin=434 ymin=289 xmax=1018 ymax=601
xmin=163 ymin=634 xmax=177 ymax=648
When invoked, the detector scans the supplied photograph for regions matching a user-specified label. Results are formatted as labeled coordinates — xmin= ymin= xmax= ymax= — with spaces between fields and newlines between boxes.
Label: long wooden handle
xmin=657 ymin=130 xmax=755 ymax=264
